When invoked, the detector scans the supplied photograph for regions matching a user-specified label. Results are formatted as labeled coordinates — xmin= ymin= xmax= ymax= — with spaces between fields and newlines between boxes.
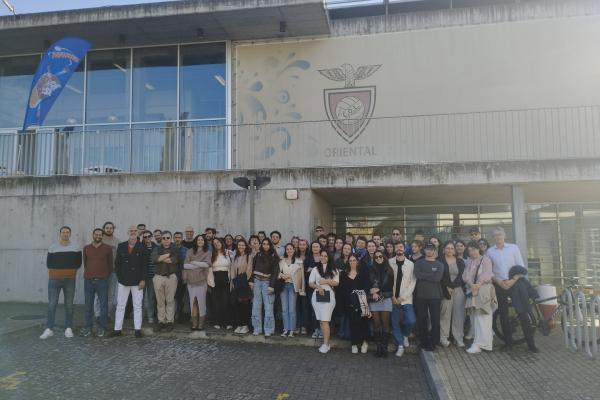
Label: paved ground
xmin=431 ymin=332 xmax=600 ymax=400
xmin=0 ymin=302 xmax=432 ymax=400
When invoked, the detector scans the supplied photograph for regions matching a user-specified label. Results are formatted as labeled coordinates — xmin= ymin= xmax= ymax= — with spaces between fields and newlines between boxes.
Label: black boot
xmin=381 ymin=332 xmax=389 ymax=358
xmin=373 ymin=333 xmax=383 ymax=357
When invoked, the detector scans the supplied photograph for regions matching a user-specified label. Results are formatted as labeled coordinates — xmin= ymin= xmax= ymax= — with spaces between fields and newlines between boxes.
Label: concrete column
xmin=511 ymin=185 xmax=528 ymax=267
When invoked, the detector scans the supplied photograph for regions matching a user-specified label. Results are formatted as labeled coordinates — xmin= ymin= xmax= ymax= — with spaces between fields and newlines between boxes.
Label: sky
xmin=0 ymin=0 xmax=176 ymax=16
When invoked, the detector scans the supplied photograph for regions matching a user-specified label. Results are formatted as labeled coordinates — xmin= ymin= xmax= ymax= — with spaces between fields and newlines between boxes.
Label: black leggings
xmin=349 ymin=310 xmax=369 ymax=345
xmin=372 ymin=311 xmax=390 ymax=335
xmin=211 ymin=271 xmax=231 ymax=326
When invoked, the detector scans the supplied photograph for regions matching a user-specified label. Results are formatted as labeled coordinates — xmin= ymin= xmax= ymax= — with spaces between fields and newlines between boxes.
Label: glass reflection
xmin=132 ymin=46 xmax=177 ymax=122
xmin=0 ymin=55 xmax=40 ymax=128
xmin=83 ymin=125 xmax=130 ymax=174
xmin=86 ymin=49 xmax=130 ymax=124
xmin=179 ymin=43 xmax=226 ymax=120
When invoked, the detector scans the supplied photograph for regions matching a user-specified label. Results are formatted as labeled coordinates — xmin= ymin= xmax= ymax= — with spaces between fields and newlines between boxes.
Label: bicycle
xmin=492 ymin=277 xmax=600 ymax=346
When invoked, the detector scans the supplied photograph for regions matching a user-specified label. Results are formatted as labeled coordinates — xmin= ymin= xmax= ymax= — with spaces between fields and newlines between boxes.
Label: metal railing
xmin=1 ymin=105 xmax=599 ymax=176
xmin=0 ymin=124 xmax=227 ymax=176
xmin=561 ymin=289 xmax=600 ymax=358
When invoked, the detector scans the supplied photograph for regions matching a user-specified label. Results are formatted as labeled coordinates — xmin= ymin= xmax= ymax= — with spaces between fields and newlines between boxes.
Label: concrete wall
xmin=233 ymin=4 xmax=600 ymax=168
xmin=0 ymin=173 xmax=324 ymax=303
xmin=1 ymin=158 xmax=598 ymax=302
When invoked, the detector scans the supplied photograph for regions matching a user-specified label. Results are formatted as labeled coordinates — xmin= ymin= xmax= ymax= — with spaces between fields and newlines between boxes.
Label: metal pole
xmin=249 ymin=177 xmax=256 ymax=235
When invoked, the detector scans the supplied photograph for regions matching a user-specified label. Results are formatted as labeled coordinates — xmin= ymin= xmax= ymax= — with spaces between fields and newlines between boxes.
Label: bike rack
xmin=590 ymin=295 xmax=600 ymax=358
xmin=574 ymin=291 xmax=592 ymax=358
xmin=562 ymin=289 xmax=577 ymax=351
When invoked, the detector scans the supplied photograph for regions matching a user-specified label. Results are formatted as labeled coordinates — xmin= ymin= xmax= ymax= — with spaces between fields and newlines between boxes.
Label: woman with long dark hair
xmin=440 ymin=241 xmax=466 ymax=348
xmin=340 ymin=254 xmax=370 ymax=354
xmin=332 ymin=238 xmax=344 ymax=262
xmin=305 ymin=241 xmax=322 ymax=338
xmin=224 ymin=234 xmax=235 ymax=253
xmin=183 ymin=234 xmax=211 ymax=331
xmin=210 ymin=238 xmax=232 ymax=330
xmin=230 ymin=239 xmax=252 ymax=334
xmin=279 ymin=243 xmax=305 ymax=337
xmin=309 ymin=250 xmax=339 ymax=353
xmin=368 ymin=250 xmax=395 ymax=357
xmin=249 ymin=238 xmax=280 ymax=337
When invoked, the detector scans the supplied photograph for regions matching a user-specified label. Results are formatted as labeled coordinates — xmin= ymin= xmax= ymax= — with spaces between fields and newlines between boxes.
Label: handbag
xmin=316 ymin=290 xmax=331 ymax=303
xmin=232 ymin=273 xmax=249 ymax=290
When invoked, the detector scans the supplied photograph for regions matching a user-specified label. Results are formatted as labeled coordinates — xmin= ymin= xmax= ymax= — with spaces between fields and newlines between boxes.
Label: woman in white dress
xmin=309 ymin=249 xmax=339 ymax=354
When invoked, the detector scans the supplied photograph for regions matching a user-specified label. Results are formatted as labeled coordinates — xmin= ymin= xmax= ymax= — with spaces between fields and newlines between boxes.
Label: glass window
xmin=86 ymin=49 xmax=131 ymax=124
xmin=44 ymin=62 xmax=85 ymax=127
xmin=179 ymin=43 xmax=226 ymax=120
xmin=179 ymin=119 xmax=227 ymax=170
xmin=131 ymin=122 xmax=178 ymax=172
xmin=0 ymin=55 xmax=40 ymax=129
xmin=83 ymin=125 xmax=130 ymax=174
xmin=132 ymin=46 xmax=177 ymax=122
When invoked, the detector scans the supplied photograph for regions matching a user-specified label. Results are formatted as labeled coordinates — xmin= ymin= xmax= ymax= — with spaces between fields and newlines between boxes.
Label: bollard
xmin=574 ymin=292 xmax=592 ymax=358
xmin=590 ymin=295 xmax=600 ymax=358
xmin=562 ymin=289 xmax=576 ymax=351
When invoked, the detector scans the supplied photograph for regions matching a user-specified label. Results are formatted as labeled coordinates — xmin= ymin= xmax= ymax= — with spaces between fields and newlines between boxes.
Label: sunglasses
xmin=162 ymin=236 xmax=171 ymax=240
xmin=375 ymin=255 xmax=384 ymax=260
xmin=143 ymin=235 xmax=151 ymax=239
xmin=392 ymin=233 xmax=400 ymax=236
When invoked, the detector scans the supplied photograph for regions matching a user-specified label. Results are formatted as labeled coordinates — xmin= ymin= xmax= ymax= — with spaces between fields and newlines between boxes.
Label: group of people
xmin=40 ymin=222 xmax=540 ymax=355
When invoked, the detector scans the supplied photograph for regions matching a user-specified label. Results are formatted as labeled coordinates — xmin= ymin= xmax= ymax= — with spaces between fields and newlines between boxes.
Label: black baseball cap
xmin=424 ymin=243 xmax=436 ymax=250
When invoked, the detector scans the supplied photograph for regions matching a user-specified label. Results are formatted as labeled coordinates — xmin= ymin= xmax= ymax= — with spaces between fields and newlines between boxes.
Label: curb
xmin=420 ymin=350 xmax=452 ymax=400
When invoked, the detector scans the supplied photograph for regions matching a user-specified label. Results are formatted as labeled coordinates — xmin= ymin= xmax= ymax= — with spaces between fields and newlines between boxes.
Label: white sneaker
xmin=466 ymin=345 xmax=481 ymax=354
xmin=396 ymin=346 xmax=405 ymax=357
xmin=318 ymin=344 xmax=330 ymax=354
xmin=226 ymin=325 xmax=233 ymax=330
xmin=252 ymin=330 xmax=261 ymax=336
xmin=440 ymin=338 xmax=451 ymax=348
xmin=311 ymin=330 xmax=319 ymax=339
xmin=281 ymin=330 xmax=289 ymax=337
xmin=287 ymin=330 xmax=294 ymax=338
xmin=39 ymin=328 xmax=54 ymax=339
xmin=351 ymin=345 xmax=359 ymax=354
xmin=403 ymin=337 xmax=410 ymax=347
xmin=361 ymin=341 xmax=368 ymax=354
xmin=239 ymin=326 xmax=249 ymax=334
xmin=456 ymin=339 xmax=465 ymax=348
xmin=64 ymin=328 xmax=74 ymax=338
xmin=264 ymin=332 xmax=271 ymax=337
xmin=234 ymin=326 xmax=242 ymax=334
xmin=214 ymin=325 xmax=221 ymax=330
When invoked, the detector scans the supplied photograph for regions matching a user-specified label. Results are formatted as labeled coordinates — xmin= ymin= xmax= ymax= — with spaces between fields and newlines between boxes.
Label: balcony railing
xmin=0 ymin=105 xmax=599 ymax=176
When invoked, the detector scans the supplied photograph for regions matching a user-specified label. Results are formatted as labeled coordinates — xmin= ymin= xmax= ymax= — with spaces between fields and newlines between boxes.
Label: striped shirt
xmin=47 ymin=241 xmax=82 ymax=279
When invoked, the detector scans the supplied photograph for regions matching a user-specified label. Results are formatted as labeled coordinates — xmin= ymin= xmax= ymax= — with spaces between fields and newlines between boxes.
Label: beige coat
xmin=388 ymin=257 xmax=416 ymax=305
xmin=470 ymin=283 xmax=498 ymax=315
xmin=279 ymin=259 xmax=306 ymax=296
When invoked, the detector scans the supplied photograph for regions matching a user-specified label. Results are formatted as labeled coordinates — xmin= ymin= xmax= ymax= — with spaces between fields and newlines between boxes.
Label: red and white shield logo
xmin=324 ymin=86 xmax=376 ymax=144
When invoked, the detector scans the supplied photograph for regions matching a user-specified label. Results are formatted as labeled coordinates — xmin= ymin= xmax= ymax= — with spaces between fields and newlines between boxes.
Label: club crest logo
xmin=319 ymin=63 xmax=381 ymax=144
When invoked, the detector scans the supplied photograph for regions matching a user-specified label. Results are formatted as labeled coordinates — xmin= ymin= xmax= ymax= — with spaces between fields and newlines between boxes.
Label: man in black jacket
xmin=112 ymin=226 xmax=147 ymax=338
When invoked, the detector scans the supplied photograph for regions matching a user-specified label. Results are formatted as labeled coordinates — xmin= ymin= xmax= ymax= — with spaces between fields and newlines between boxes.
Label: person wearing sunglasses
xmin=368 ymin=251 xmax=394 ymax=357
xmin=150 ymin=230 xmax=180 ymax=332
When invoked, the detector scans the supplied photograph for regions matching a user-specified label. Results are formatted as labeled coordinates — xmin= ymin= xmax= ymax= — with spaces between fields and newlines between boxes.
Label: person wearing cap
xmin=413 ymin=242 xmax=444 ymax=351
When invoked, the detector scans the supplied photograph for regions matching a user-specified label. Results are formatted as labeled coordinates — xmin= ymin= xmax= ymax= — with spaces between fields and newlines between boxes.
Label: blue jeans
xmin=391 ymin=303 xmax=416 ymax=346
xmin=84 ymin=278 xmax=109 ymax=330
xmin=252 ymin=280 xmax=275 ymax=334
xmin=46 ymin=278 xmax=76 ymax=330
xmin=280 ymin=282 xmax=297 ymax=331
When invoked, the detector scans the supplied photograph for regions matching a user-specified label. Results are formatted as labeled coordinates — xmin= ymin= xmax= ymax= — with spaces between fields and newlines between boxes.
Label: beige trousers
xmin=440 ymin=288 xmax=466 ymax=342
xmin=153 ymin=274 xmax=178 ymax=323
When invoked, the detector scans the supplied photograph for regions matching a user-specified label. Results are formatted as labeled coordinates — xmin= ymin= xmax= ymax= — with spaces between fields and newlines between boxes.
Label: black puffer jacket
xmin=250 ymin=251 xmax=279 ymax=289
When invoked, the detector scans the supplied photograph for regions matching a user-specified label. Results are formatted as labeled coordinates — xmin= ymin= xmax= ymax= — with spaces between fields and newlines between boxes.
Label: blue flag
xmin=23 ymin=37 xmax=91 ymax=131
